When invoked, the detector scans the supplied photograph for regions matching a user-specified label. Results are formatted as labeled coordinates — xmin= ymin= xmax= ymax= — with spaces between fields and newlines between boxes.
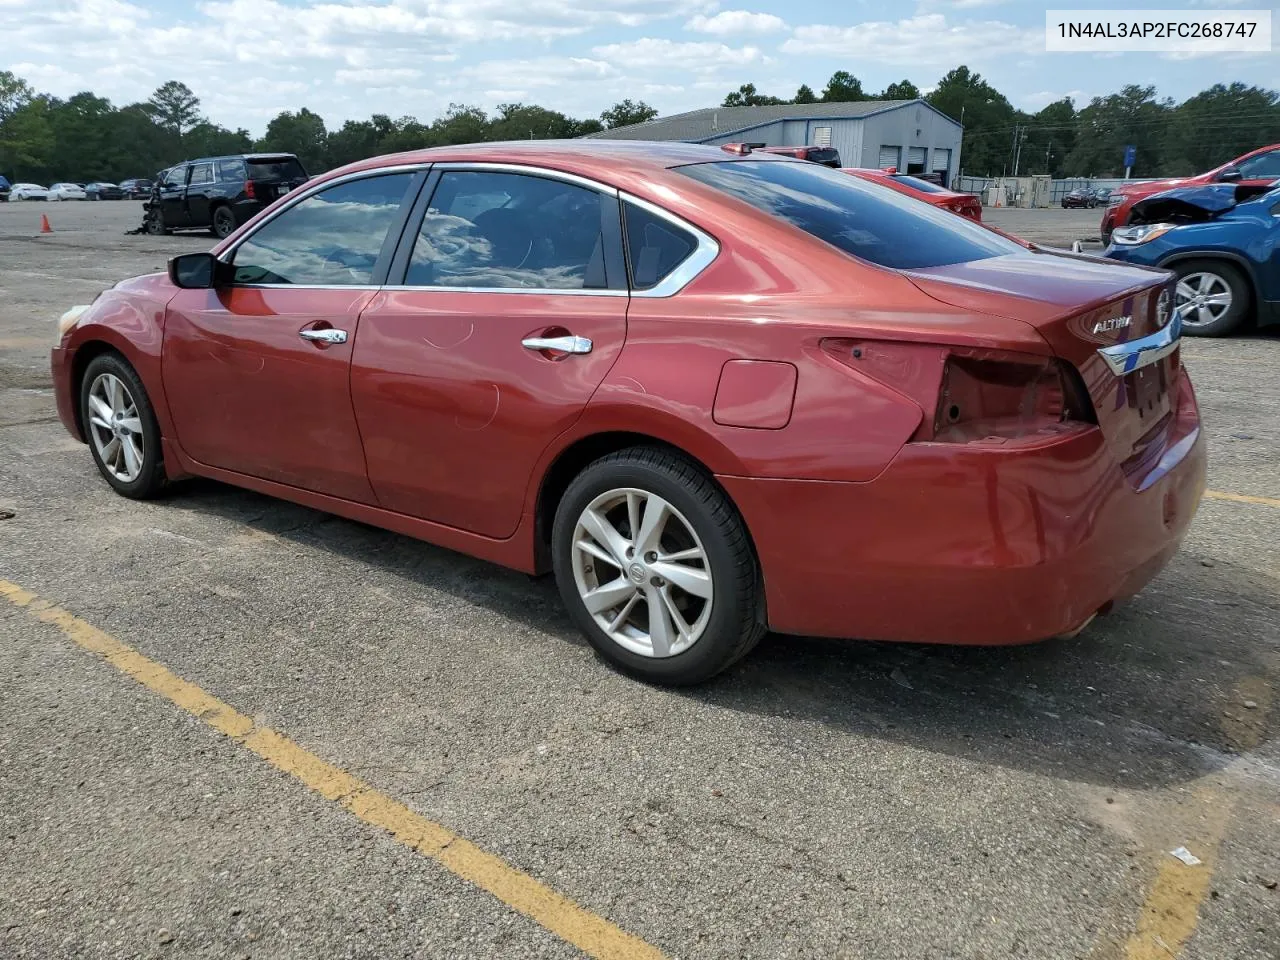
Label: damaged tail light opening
xmin=824 ymin=339 xmax=1097 ymax=444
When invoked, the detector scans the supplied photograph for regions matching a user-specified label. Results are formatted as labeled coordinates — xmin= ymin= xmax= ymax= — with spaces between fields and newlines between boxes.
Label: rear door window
xmin=624 ymin=202 xmax=696 ymax=290
xmin=679 ymin=160 xmax=1022 ymax=269
xmin=406 ymin=170 xmax=610 ymax=290
xmin=229 ymin=173 xmax=414 ymax=285
xmin=188 ymin=163 xmax=213 ymax=186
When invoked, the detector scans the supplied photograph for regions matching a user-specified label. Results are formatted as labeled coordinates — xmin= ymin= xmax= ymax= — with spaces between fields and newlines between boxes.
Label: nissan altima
xmin=51 ymin=141 xmax=1206 ymax=685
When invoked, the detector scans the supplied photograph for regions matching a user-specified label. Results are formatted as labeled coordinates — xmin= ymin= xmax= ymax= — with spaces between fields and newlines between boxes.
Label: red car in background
xmin=1101 ymin=142 xmax=1280 ymax=241
xmin=842 ymin=167 xmax=983 ymax=221
xmin=758 ymin=145 xmax=841 ymax=167
xmin=51 ymin=142 xmax=1204 ymax=685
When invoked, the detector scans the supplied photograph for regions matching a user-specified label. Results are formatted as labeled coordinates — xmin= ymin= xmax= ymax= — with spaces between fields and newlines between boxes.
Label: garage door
xmin=906 ymin=147 xmax=927 ymax=174
xmin=878 ymin=146 xmax=901 ymax=170
xmin=932 ymin=149 xmax=951 ymax=175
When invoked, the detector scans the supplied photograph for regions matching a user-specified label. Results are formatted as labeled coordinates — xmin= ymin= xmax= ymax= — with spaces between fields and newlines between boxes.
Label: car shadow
xmin=179 ymin=478 xmax=1277 ymax=794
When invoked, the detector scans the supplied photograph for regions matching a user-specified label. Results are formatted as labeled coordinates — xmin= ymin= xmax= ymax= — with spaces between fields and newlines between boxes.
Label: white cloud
xmin=593 ymin=37 xmax=766 ymax=71
xmin=783 ymin=13 xmax=1039 ymax=65
xmin=684 ymin=11 xmax=786 ymax=35
xmin=916 ymin=0 xmax=1011 ymax=9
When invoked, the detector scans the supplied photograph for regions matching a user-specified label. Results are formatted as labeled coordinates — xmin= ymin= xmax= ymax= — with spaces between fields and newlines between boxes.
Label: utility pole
xmin=1012 ymin=126 xmax=1027 ymax=177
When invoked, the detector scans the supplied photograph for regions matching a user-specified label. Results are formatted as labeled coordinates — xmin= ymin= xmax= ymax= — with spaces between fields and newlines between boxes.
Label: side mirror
xmin=1218 ymin=166 xmax=1243 ymax=183
xmin=168 ymin=252 xmax=219 ymax=289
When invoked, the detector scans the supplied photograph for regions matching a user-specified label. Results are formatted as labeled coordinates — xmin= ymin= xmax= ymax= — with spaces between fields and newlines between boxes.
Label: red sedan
xmin=841 ymin=167 xmax=983 ymax=221
xmin=51 ymin=141 xmax=1205 ymax=685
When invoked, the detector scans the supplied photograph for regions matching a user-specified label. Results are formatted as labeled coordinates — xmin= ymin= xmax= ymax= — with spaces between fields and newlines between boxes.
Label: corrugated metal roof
xmin=587 ymin=100 xmax=938 ymax=142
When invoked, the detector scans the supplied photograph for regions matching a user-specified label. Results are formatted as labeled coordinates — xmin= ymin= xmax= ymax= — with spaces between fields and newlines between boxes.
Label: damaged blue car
xmin=1103 ymin=180 xmax=1280 ymax=337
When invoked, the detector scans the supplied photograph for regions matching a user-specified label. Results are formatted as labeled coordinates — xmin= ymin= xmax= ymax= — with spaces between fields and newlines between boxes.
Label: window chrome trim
xmin=428 ymin=161 xmax=620 ymax=197
xmin=620 ymin=192 xmax=720 ymax=298
xmin=217 ymin=163 xmax=432 ymax=263
xmin=391 ymin=285 xmax=629 ymax=297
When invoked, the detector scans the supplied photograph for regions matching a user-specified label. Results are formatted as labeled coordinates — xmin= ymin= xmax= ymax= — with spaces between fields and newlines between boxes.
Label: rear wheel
xmin=552 ymin=447 xmax=765 ymax=685
xmin=80 ymin=353 xmax=167 ymax=499
xmin=1173 ymin=259 xmax=1250 ymax=337
xmin=211 ymin=205 xmax=236 ymax=239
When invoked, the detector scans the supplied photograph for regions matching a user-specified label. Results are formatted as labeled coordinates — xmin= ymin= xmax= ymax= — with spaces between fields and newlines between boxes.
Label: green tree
xmin=927 ymin=66 xmax=1017 ymax=175
xmin=792 ymin=84 xmax=817 ymax=104
xmin=431 ymin=104 xmax=489 ymax=145
xmin=146 ymin=81 xmax=202 ymax=136
xmin=1020 ymin=98 xmax=1076 ymax=177
xmin=491 ymin=103 xmax=585 ymax=140
xmin=0 ymin=70 xmax=34 ymax=123
xmin=257 ymin=107 xmax=329 ymax=172
xmin=184 ymin=121 xmax=253 ymax=159
xmin=1162 ymin=83 xmax=1280 ymax=175
xmin=821 ymin=71 xmax=865 ymax=103
xmin=1064 ymin=85 xmax=1173 ymax=177
xmin=723 ymin=83 xmax=785 ymax=107
xmin=0 ymin=96 xmax=54 ymax=178
xmin=879 ymin=80 xmax=920 ymax=100
xmin=600 ymin=99 xmax=658 ymax=129
xmin=327 ymin=114 xmax=397 ymax=167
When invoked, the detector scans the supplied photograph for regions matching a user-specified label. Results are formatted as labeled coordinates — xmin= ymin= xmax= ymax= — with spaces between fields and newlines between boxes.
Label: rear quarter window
xmin=679 ymin=160 xmax=1021 ymax=269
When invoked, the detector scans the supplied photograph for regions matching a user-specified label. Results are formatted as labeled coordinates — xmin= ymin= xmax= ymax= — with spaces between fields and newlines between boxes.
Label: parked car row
xmin=1062 ymin=186 xmax=1113 ymax=208
xmin=52 ymin=140 xmax=1206 ymax=685
xmin=1 ymin=178 xmax=152 ymax=200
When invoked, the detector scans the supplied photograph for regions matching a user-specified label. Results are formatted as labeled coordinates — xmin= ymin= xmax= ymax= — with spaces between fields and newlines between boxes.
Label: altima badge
xmin=1093 ymin=316 xmax=1132 ymax=334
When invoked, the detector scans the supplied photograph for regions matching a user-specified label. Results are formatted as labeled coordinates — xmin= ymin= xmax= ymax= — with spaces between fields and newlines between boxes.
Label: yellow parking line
xmin=1120 ymin=675 xmax=1273 ymax=959
xmin=0 ymin=580 xmax=666 ymax=960
xmin=1203 ymin=490 xmax=1280 ymax=509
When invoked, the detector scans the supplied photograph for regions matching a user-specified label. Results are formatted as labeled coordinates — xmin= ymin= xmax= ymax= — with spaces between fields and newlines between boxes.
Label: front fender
xmin=61 ymin=282 xmax=177 ymax=438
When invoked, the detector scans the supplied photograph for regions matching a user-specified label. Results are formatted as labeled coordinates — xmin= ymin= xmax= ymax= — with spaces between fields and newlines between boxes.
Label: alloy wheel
xmin=1176 ymin=272 xmax=1232 ymax=329
xmin=87 ymin=372 xmax=145 ymax=482
xmin=570 ymin=487 xmax=713 ymax=658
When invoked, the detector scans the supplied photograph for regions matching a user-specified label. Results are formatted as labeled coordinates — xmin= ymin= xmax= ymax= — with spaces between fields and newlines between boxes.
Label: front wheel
xmin=80 ymin=353 xmax=167 ymax=499
xmin=1173 ymin=259 xmax=1250 ymax=337
xmin=552 ymin=447 xmax=765 ymax=685
xmin=210 ymin=205 xmax=236 ymax=239
xmin=145 ymin=207 xmax=168 ymax=236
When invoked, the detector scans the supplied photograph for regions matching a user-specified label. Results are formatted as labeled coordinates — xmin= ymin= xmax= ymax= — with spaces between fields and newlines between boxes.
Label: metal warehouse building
xmin=588 ymin=100 xmax=964 ymax=184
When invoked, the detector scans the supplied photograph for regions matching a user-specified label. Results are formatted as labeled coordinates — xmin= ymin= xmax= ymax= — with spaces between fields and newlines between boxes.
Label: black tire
xmin=80 ymin=352 xmax=167 ymax=499
xmin=551 ymin=446 xmax=765 ymax=685
xmin=210 ymin=205 xmax=236 ymax=239
xmin=145 ymin=207 xmax=168 ymax=236
xmin=1171 ymin=259 xmax=1251 ymax=338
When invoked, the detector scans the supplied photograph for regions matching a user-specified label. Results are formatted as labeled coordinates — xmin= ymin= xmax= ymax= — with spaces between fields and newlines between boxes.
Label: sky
xmin=3 ymin=0 xmax=1278 ymax=134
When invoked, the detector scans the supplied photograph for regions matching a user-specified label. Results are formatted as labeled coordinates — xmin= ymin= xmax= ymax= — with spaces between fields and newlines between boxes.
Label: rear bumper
xmin=721 ymin=373 xmax=1206 ymax=645
xmin=51 ymin=346 xmax=83 ymax=442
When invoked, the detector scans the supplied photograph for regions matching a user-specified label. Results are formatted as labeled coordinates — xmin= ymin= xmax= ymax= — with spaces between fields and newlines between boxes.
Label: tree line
xmin=2 ymin=67 xmax=1278 ymax=185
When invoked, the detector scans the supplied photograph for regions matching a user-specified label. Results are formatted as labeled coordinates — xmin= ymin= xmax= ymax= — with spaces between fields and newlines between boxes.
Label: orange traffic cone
xmin=40 ymin=214 xmax=52 ymax=234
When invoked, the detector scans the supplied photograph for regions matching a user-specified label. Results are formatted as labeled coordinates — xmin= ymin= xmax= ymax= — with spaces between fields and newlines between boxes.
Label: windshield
xmin=679 ymin=160 xmax=1022 ymax=269
xmin=891 ymin=175 xmax=947 ymax=194
xmin=248 ymin=157 xmax=307 ymax=180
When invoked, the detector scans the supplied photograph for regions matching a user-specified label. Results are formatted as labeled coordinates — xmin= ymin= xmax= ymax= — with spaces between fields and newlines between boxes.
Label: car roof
xmin=184 ymin=153 xmax=300 ymax=163
xmin=333 ymin=139 xmax=787 ymax=182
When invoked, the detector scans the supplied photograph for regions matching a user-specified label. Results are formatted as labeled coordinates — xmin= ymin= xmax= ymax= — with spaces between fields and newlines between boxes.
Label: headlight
xmin=1107 ymin=194 xmax=1123 ymax=206
xmin=1110 ymin=222 xmax=1177 ymax=246
xmin=55 ymin=304 xmax=91 ymax=342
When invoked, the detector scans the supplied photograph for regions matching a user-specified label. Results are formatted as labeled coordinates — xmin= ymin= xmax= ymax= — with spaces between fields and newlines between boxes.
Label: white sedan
xmin=48 ymin=183 xmax=87 ymax=201
xmin=10 ymin=183 xmax=50 ymax=201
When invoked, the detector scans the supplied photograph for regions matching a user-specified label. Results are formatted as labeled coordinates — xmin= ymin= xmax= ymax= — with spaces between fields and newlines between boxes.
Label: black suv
xmin=119 ymin=178 xmax=154 ymax=199
xmin=145 ymin=154 xmax=309 ymax=238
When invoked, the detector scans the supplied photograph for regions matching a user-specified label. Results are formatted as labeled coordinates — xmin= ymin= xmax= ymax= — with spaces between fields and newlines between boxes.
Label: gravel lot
xmin=1 ymin=199 xmax=1277 ymax=959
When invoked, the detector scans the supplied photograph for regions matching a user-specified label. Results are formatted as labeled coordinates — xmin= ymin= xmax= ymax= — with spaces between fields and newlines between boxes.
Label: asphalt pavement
xmin=1 ymin=199 xmax=1277 ymax=959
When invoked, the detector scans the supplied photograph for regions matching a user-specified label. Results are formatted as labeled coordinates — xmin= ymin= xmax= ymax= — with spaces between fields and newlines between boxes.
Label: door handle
xmin=299 ymin=328 xmax=348 ymax=344
xmin=521 ymin=335 xmax=592 ymax=354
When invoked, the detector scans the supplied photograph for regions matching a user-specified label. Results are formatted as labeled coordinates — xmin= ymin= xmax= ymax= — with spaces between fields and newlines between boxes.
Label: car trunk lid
xmin=904 ymin=252 xmax=1180 ymax=485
